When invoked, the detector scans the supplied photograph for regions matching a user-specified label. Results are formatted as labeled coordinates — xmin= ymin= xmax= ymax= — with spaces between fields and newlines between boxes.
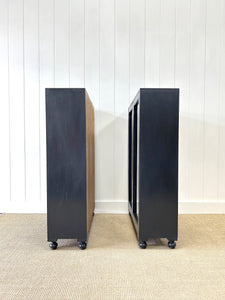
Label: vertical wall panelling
xmin=0 ymin=0 xmax=10 ymax=211
xmin=218 ymin=0 xmax=225 ymax=202
xmin=175 ymin=0 xmax=191 ymax=202
xmin=159 ymin=0 xmax=176 ymax=87
xmin=1 ymin=0 xmax=225 ymax=213
xmin=85 ymin=0 xmax=100 ymax=200
xmin=188 ymin=0 xmax=205 ymax=202
xmin=8 ymin=0 xmax=26 ymax=206
xmin=130 ymin=0 xmax=145 ymax=100
xmin=203 ymin=0 xmax=222 ymax=201
xmin=24 ymin=0 xmax=40 ymax=205
xmin=39 ymin=0 xmax=54 ymax=209
xmin=114 ymin=0 xmax=130 ymax=202
xmin=145 ymin=0 xmax=160 ymax=88
xmin=99 ymin=0 xmax=115 ymax=201
xmin=69 ymin=0 xmax=85 ymax=87
xmin=85 ymin=0 xmax=100 ymax=108
xmin=54 ymin=0 xmax=69 ymax=87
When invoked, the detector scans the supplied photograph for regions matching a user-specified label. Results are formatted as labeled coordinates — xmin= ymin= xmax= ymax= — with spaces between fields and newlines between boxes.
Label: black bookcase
xmin=128 ymin=88 xmax=179 ymax=249
xmin=46 ymin=88 xmax=95 ymax=250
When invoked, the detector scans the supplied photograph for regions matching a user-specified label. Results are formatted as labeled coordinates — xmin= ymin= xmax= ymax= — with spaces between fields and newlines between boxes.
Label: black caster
xmin=168 ymin=240 xmax=176 ymax=249
xmin=78 ymin=241 xmax=87 ymax=250
xmin=139 ymin=241 xmax=147 ymax=249
xmin=49 ymin=241 xmax=58 ymax=250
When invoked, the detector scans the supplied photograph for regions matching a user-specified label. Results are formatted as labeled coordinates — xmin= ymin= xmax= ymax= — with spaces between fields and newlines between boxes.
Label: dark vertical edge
xmin=128 ymin=109 xmax=132 ymax=207
xmin=83 ymin=88 xmax=87 ymax=238
xmin=45 ymin=88 xmax=49 ymax=241
xmin=138 ymin=89 xmax=144 ymax=241
xmin=176 ymin=88 xmax=180 ymax=240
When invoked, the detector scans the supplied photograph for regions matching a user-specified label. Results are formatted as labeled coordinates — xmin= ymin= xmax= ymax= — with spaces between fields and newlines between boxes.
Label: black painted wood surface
xmin=46 ymin=88 xmax=94 ymax=242
xmin=128 ymin=88 xmax=179 ymax=242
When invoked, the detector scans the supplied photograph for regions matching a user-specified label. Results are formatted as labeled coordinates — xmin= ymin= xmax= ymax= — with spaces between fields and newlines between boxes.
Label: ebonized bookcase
xmin=128 ymin=88 xmax=179 ymax=249
xmin=46 ymin=88 xmax=95 ymax=250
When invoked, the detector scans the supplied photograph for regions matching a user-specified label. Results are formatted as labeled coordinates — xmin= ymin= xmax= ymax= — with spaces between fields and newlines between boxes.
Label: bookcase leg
xmin=168 ymin=240 xmax=176 ymax=249
xmin=78 ymin=241 xmax=87 ymax=250
xmin=139 ymin=241 xmax=147 ymax=249
xmin=49 ymin=241 xmax=58 ymax=250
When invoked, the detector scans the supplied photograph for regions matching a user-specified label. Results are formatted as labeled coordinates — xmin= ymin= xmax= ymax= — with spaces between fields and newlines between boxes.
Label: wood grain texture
xmin=85 ymin=91 xmax=95 ymax=234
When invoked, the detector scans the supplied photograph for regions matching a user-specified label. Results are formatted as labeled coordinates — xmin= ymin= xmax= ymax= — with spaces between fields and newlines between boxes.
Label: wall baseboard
xmin=2 ymin=202 xmax=47 ymax=214
xmin=2 ymin=200 xmax=225 ymax=214
xmin=178 ymin=201 xmax=225 ymax=214
xmin=95 ymin=200 xmax=128 ymax=214
xmin=95 ymin=200 xmax=225 ymax=214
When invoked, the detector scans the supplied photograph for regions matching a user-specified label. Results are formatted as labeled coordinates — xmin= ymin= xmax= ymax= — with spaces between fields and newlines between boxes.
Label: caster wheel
xmin=168 ymin=240 xmax=176 ymax=249
xmin=139 ymin=241 xmax=147 ymax=249
xmin=78 ymin=241 xmax=87 ymax=250
xmin=49 ymin=241 xmax=58 ymax=250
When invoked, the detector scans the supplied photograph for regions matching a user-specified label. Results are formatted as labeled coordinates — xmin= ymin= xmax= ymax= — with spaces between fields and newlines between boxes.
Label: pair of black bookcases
xmin=46 ymin=88 xmax=179 ymax=250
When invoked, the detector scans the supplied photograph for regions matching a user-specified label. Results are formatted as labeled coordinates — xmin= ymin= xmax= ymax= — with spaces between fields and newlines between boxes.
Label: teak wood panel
xmin=85 ymin=91 xmax=95 ymax=234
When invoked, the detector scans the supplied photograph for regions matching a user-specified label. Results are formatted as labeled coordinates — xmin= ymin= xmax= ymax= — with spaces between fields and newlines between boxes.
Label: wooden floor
xmin=0 ymin=214 xmax=225 ymax=299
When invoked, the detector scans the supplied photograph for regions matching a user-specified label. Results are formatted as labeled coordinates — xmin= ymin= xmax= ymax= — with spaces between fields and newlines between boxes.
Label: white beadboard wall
xmin=0 ymin=0 xmax=225 ymax=214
